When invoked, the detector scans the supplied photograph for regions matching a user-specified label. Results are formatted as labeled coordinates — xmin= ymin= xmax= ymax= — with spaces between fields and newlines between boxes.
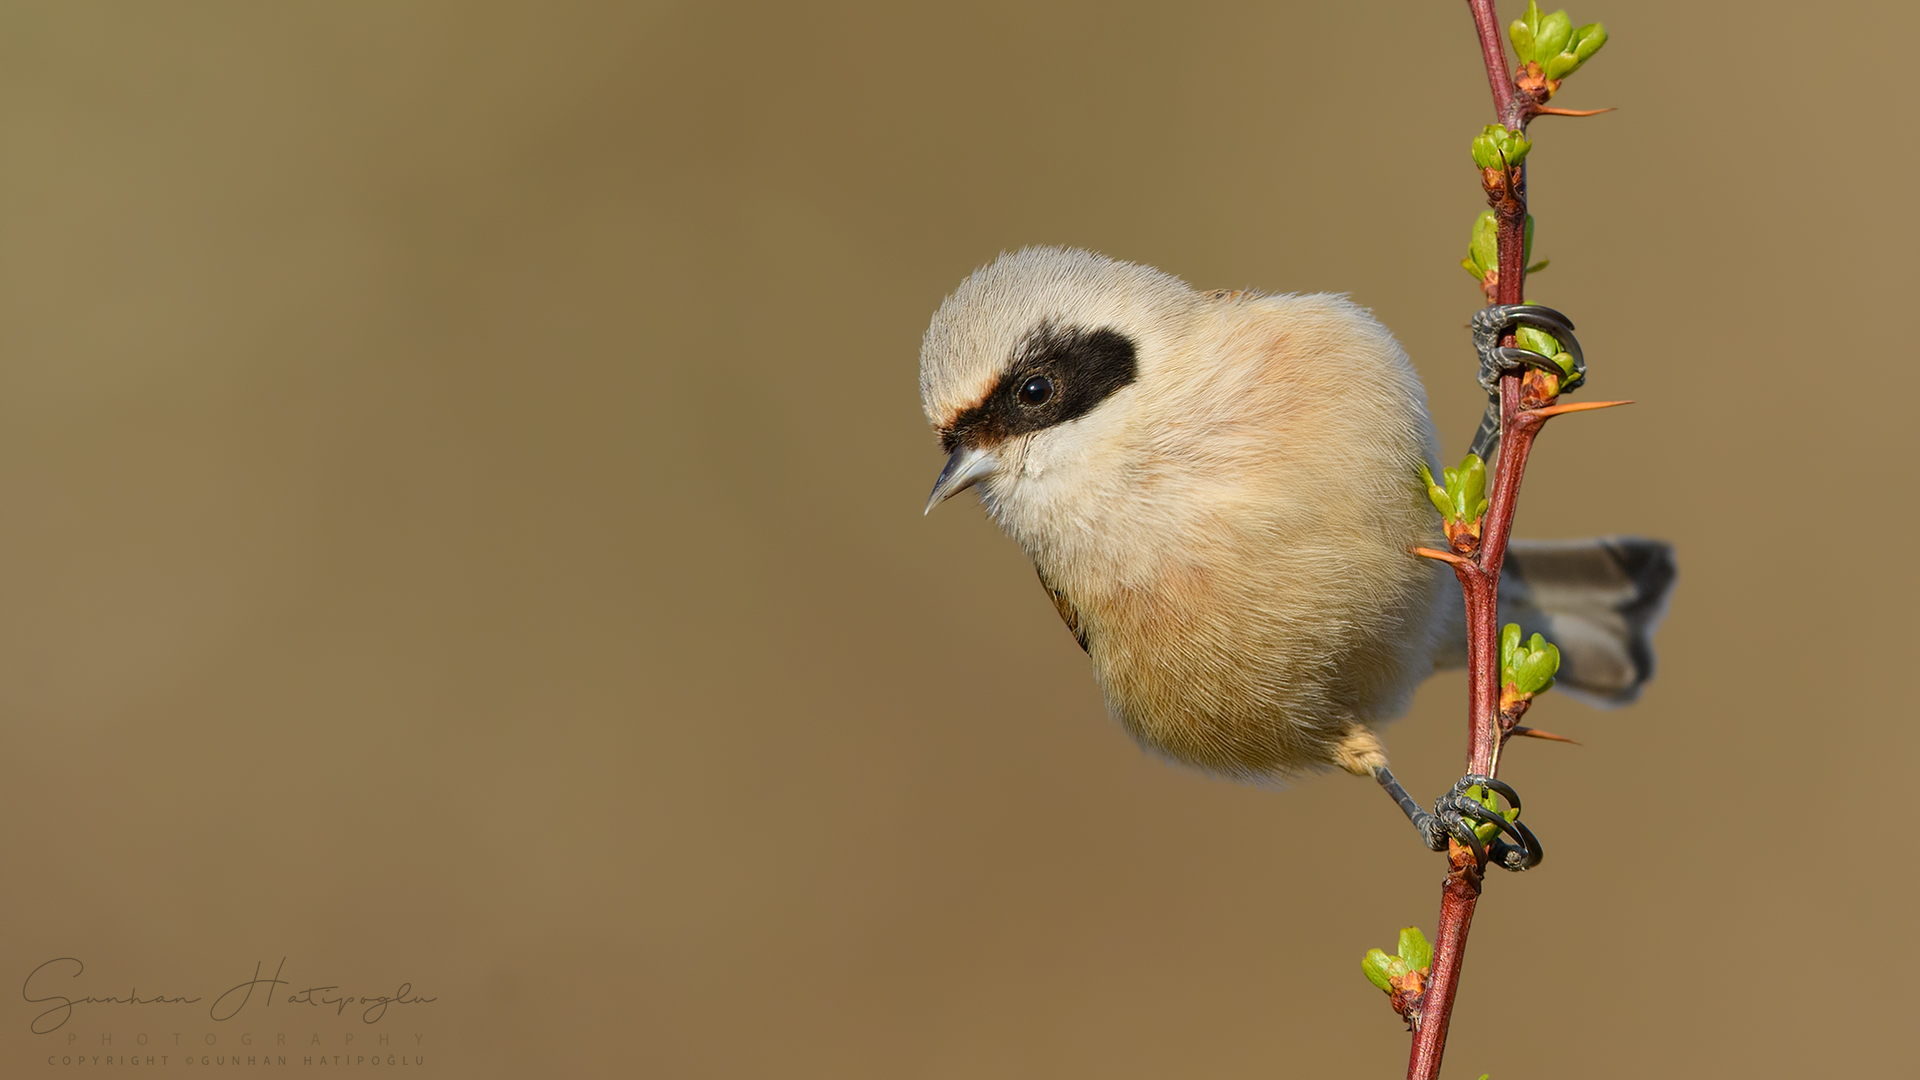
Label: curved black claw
xmin=1457 ymin=773 xmax=1521 ymax=813
xmin=1466 ymin=304 xmax=1588 ymax=460
xmin=1441 ymin=810 xmax=1488 ymax=868
xmin=1440 ymin=791 xmax=1529 ymax=849
xmin=1490 ymin=819 xmax=1543 ymax=873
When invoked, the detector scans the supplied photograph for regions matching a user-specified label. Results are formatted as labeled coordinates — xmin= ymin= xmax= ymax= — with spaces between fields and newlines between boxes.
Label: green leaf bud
xmin=1363 ymin=948 xmax=1397 ymax=991
xmin=1517 ymin=653 xmax=1549 ymax=691
xmin=1509 ymin=22 xmax=1536 ymax=63
xmin=1420 ymin=464 xmax=1453 ymax=518
xmin=1423 ymin=454 xmax=1490 ymax=543
xmin=1470 ymin=125 xmax=1532 ymax=170
xmin=1512 ymin=6 xmax=1606 ymax=82
xmin=1537 ymin=17 xmax=1607 ymax=82
xmin=1524 ymin=633 xmax=1562 ymax=694
xmin=1515 ymin=326 xmax=1561 ymax=358
xmin=1464 ymin=785 xmax=1521 ymax=844
xmin=1470 ymin=130 xmax=1502 ymax=171
xmin=1572 ymin=23 xmax=1608 ymax=64
xmin=1510 ymin=1 xmax=1547 ymax=63
xmin=1468 ymin=788 xmax=1495 ymax=838
xmin=1536 ymin=10 xmax=1573 ymax=62
xmin=1398 ymin=926 xmax=1433 ymax=972
xmin=1474 ymin=212 xmax=1498 ymax=264
xmin=1502 ymin=626 xmax=1562 ymax=697
xmin=1506 ymin=129 xmax=1531 ymax=167
xmin=1438 ymin=455 xmax=1486 ymax=523
xmin=1463 ymin=211 xmax=1498 ymax=281
xmin=1454 ymin=454 xmax=1486 ymax=514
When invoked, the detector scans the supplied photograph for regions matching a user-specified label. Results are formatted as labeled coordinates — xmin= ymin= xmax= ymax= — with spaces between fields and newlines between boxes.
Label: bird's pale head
xmin=919 ymin=247 xmax=1198 ymax=526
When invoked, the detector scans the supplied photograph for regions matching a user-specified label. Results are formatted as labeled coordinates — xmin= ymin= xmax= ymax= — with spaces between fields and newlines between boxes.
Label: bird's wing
xmin=1036 ymin=567 xmax=1091 ymax=653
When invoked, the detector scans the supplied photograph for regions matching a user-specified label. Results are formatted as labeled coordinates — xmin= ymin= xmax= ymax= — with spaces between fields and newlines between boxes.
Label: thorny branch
xmin=1402 ymin=3 xmax=1621 ymax=1077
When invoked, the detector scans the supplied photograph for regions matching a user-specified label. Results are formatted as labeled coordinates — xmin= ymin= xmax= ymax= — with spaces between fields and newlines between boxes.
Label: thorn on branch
xmin=1523 ymin=398 xmax=1632 ymax=419
xmin=1510 ymin=726 xmax=1581 ymax=745
xmin=1411 ymin=546 xmax=1474 ymax=569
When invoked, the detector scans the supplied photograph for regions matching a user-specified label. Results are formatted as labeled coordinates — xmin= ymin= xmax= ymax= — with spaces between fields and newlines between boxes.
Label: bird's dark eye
xmin=1018 ymin=375 xmax=1054 ymax=406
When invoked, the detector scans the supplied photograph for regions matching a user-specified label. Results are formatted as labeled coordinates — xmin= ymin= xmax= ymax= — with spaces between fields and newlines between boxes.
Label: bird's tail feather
xmin=1433 ymin=537 xmax=1676 ymax=706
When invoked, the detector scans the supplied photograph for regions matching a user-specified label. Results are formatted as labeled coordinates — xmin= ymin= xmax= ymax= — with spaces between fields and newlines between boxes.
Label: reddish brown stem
xmin=1406 ymin=4 xmax=1548 ymax=1078
xmin=1453 ymin=559 xmax=1497 ymax=754
xmin=1477 ymin=405 xmax=1543 ymax=596
xmin=1467 ymin=0 xmax=1516 ymax=123
xmin=1407 ymin=846 xmax=1483 ymax=1079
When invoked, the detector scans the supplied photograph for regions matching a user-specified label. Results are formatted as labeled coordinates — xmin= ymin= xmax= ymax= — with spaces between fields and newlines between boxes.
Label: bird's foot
xmin=1429 ymin=775 xmax=1543 ymax=872
xmin=1470 ymin=303 xmax=1586 ymax=396
xmin=1375 ymin=768 xmax=1543 ymax=872
xmin=1466 ymin=303 xmax=1587 ymax=459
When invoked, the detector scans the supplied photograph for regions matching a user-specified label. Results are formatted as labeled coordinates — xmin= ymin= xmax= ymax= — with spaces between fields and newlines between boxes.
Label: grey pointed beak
xmin=924 ymin=445 xmax=999 ymax=514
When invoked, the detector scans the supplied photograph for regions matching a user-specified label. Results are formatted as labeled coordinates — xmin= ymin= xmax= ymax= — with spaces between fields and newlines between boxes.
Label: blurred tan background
xmin=0 ymin=1 xmax=1912 ymax=1076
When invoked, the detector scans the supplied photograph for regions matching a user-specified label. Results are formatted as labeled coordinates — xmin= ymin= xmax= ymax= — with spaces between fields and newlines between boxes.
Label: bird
xmin=918 ymin=246 xmax=1674 ymax=861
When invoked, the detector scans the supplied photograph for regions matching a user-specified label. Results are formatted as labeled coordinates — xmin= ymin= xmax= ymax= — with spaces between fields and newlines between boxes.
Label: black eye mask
xmin=939 ymin=324 xmax=1139 ymax=453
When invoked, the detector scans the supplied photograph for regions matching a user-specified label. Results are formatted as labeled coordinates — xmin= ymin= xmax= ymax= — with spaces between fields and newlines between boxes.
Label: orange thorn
xmin=1411 ymin=546 xmax=1473 ymax=568
xmin=1511 ymin=725 xmax=1581 ymax=745
xmin=1527 ymin=399 xmax=1633 ymax=419
xmin=1534 ymin=106 xmax=1616 ymax=117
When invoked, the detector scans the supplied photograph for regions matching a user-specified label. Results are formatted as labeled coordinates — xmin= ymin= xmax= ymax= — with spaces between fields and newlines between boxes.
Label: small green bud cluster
xmin=1460 ymin=784 xmax=1522 ymax=846
xmin=1420 ymin=455 xmax=1488 ymax=549
xmin=1470 ymin=125 xmax=1531 ymax=171
xmin=1510 ymin=1 xmax=1607 ymax=82
xmin=1514 ymin=324 xmax=1577 ymax=383
xmin=1362 ymin=926 xmax=1434 ymax=993
xmin=1501 ymin=623 xmax=1561 ymax=700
